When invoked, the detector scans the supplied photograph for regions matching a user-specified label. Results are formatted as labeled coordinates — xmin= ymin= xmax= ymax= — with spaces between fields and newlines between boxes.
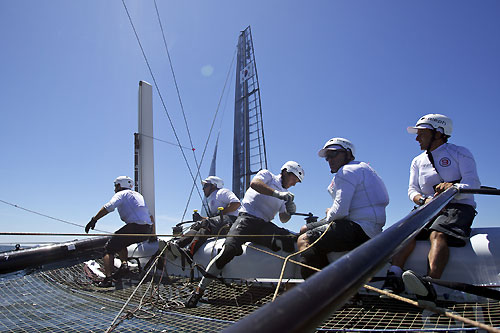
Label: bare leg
xmin=297 ymin=233 xmax=310 ymax=251
xmin=103 ymin=253 xmax=113 ymax=277
xmin=391 ymin=238 xmax=417 ymax=269
xmin=118 ymin=248 xmax=128 ymax=266
xmin=427 ymin=231 xmax=449 ymax=278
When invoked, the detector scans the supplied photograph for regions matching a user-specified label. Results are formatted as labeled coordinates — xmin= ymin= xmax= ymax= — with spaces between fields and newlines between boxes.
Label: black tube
xmin=223 ymin=187 xmax=458 ymax=333
xmin=458 ymin=188 xmax=500 ymax=195
xmin=0 ymin=236 xmax=110 ymax=274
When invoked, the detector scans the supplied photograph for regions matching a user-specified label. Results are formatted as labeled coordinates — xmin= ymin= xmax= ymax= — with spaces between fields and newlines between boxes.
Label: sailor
xmin=382 ymin=114 xmax=480 ymax=306
xmin=297 ymin=138 xmax=389 ymax=279
xmin=185 ymin=161 xmax=304 ymax=308
xmin=85 ymin=176 xmax=154 ymax=288
xmin=168 ymin=176 xmax=241 ymax=261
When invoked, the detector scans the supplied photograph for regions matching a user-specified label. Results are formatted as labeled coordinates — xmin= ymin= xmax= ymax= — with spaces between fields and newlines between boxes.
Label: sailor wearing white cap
xmin=168 ymin=176 xmax=241 ymax=260
xmin=297 ymin=138 xmax=389 ymax=279
xmin=185 ymin=162 xmax=304 ymax=308
xmin=383 ymin=114 xmax=480 ymax=307
xmin=85 ymin=176 xmax=154 ymax=288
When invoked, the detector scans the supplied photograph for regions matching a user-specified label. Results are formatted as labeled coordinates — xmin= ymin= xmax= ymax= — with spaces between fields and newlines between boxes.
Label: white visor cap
xmin=318 ymin=137 xmax=355 ymax=158
xmin=318 ymin=144 xmax=345 ymax=157
xmin=407 ymin=123 xmax=443 ymax=134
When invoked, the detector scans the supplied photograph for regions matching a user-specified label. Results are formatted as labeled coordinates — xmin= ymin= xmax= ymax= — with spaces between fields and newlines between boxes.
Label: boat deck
xmin=1 ymin=262 xmax=499 ymax=332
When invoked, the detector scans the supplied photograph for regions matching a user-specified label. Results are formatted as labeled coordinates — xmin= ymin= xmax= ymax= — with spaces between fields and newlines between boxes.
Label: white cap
xmin=114 ymin=176 xmax=134 ymax=190
xmin=407 ymin=114 xmax=453 ymax=136
xmin=318 ymin=137 xmax=355 ymax=158
xmin=281 ymin=161 xmax=305 ymax=182
xmin=201 ymin=176 xmax=224 ymax=189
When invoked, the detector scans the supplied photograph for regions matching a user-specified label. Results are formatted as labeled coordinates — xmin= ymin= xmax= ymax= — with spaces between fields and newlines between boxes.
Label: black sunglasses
xmin=325 ymin=150 xmax=346 ymax=160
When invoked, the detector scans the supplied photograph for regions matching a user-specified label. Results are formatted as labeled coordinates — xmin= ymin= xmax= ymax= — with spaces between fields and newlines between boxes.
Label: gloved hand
xmin=85 ymin=218 xmax=97 ymax=233
xmin=285 ymin=200 xmax=296 ymax=214
xmin=272 ymin=190 xmax=294 ymax=202
xmin=192 ymin=211 xmax=203 ymax=222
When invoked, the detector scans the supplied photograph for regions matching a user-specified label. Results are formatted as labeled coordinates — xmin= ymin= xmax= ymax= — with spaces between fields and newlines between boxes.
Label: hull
xmin=164 ymin=227 xmax=500 ymax=300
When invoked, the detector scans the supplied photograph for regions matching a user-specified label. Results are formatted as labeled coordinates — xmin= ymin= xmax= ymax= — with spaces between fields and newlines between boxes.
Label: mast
xmin=232 ymin=26 xmax=268 ymax=199
xmin=135 ymin=80 xmax=156 ymax=230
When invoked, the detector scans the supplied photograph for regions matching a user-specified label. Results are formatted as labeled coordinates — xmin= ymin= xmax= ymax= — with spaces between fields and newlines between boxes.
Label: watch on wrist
xmin=417 ymin=197 xmax=426 ymax=206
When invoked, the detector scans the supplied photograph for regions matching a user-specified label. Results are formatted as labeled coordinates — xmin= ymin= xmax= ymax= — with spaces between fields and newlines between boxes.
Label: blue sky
xmin=1 ymin=1 xmax=499 ymax=245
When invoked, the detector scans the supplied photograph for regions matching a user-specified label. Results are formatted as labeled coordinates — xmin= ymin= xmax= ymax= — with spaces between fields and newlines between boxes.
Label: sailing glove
xmin=272 ymin=190 xmax=294 ymax=202
xmin=285 ymin=200 xmax=296 ymax=215
xmin=85 ymin=218 xmax=97 ymax=233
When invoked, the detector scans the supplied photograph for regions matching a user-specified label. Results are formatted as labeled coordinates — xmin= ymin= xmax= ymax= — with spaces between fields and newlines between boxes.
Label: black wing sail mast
xmin=232 ymin=26 xmax=268 ymax=199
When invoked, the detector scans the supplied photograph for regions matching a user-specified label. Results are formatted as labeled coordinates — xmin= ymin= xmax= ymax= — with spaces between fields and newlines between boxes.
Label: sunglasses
xmin=325 ymin=150 xmax=346 ymax=160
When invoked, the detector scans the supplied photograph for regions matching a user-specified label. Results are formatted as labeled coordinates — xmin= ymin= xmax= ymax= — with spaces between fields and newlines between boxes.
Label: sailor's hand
xmin=285 ymin=200 xmax=296 ymax=214
xmin=192 ymin=211 xmax=203 ymax=222
xmin=434 ymin=182 xmax=454 ymax=194
xmin=85 ymin=218 xmax=97 ymax=233
xmin=272 ymin=190 xmax=294 ymax=202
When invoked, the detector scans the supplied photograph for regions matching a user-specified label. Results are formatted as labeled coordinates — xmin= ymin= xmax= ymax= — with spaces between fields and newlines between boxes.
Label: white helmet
xmin=114 ymin=176 xmax=134 ymax=190
xmin=201 ymin=176 xmax=224 ymax=189
xmin=281 ymin=161 xmax=305 ymax=182
xmin=318 ymin=137 xmax=355 ymax=158
xmin=407 ymin=114 xmax=453 ymax=136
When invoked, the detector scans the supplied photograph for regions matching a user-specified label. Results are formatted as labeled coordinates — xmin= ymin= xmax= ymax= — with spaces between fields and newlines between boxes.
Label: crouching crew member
xmin=85 ymin=176 xmax=154 ymax=288
xmin=185 ymin=161 xmax=304 ymax=307
xmin=297 ymin=138 xmax=389 ymax=279
xmin=169 ymin=176 xmax=241 ymax=260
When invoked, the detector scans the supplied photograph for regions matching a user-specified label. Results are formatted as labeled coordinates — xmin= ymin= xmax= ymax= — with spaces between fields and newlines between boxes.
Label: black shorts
xmin=104 ymin=223 xmax=153 ymax=254
xmin=305 ymin=219 xmax=370 ymax=253
xmin=224 ymin=212 xmax=293 ymax=255
xmin=416 ymin=203 xmax=476 ymax=247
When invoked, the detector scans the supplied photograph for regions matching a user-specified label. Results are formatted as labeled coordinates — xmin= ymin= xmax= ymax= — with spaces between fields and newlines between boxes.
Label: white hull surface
xmin=161 ymin=227 xmax=500 ymax=301
xmin=163 ymin=238 xmax=300 ymax=282
xmin=126 ymin=239 xmax=159 ymax=269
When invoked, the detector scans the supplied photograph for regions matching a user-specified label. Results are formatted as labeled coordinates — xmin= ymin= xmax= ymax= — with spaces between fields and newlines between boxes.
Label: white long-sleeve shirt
xmin=326 ymin=161 xmax=389 ymax=238
xmin=103 ymin=190 xmax=152 ymax=225
xmin=240 ymin=169 xmax=287 ymax=222
xmin=206 ymin=188 xmax=241 ymax=217
xmin=408 ymin=143 xmax=480 ymax=208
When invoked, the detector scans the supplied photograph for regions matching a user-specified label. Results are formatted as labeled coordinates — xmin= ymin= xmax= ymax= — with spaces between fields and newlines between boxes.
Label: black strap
xmin=423 ymin=276 xmax=500 ymax=301
xmin=426 ymin=130 xmax=445 ymax=183
xmin=369 ymin=276 xmax=500 ymax=301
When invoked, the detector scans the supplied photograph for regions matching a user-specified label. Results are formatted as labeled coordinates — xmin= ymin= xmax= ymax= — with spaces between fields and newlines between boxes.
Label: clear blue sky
xmin=1 ymin=1 xmax=499 ymax=245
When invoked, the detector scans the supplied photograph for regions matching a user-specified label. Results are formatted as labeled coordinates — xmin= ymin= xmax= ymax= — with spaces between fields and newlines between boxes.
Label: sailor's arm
xmin=224 ymin=201 xmax=241 ymax=214
xmin=250 ymin=178 xmax=275 ymax=196
xmin=85 ymin=207 xmax=110 ymax=233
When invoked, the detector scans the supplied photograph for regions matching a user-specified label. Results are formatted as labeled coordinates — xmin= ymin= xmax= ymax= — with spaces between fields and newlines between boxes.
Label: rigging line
xmin=272 ymin=221 xmax=334 ymax=302
xmin=139 ymin=133 xmax=192 ymax=150
xmin=107 ymin=241 xmax=170 ymax=332
xmin=153 ymin=0 xmax=207 ymax=216
xmin=179 ymin=48 xmax=237 ymax=221
xmin=0 ymin=232 xmax=296 ymax=237
xmin=0 ymin=199 xmax=110 ymax=234
xmin=121 ymin=0 xmax=206 ymax=210
xmin=153 ymin=0 xmax=201 ymax=168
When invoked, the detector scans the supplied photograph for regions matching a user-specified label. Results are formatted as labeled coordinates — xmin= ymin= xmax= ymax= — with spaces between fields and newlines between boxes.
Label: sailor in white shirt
xmin=185 ymin=161 xmax=304 ymax=307
xmin=383 ymin=114 xmax=480 ymax=306
xmin=169 ymin=176 xmax=241 ymax=259
xmin=297 ymin=138 xmax=389 ymax=279
xmin=85 ymin=176 xmax=154 ymax=288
